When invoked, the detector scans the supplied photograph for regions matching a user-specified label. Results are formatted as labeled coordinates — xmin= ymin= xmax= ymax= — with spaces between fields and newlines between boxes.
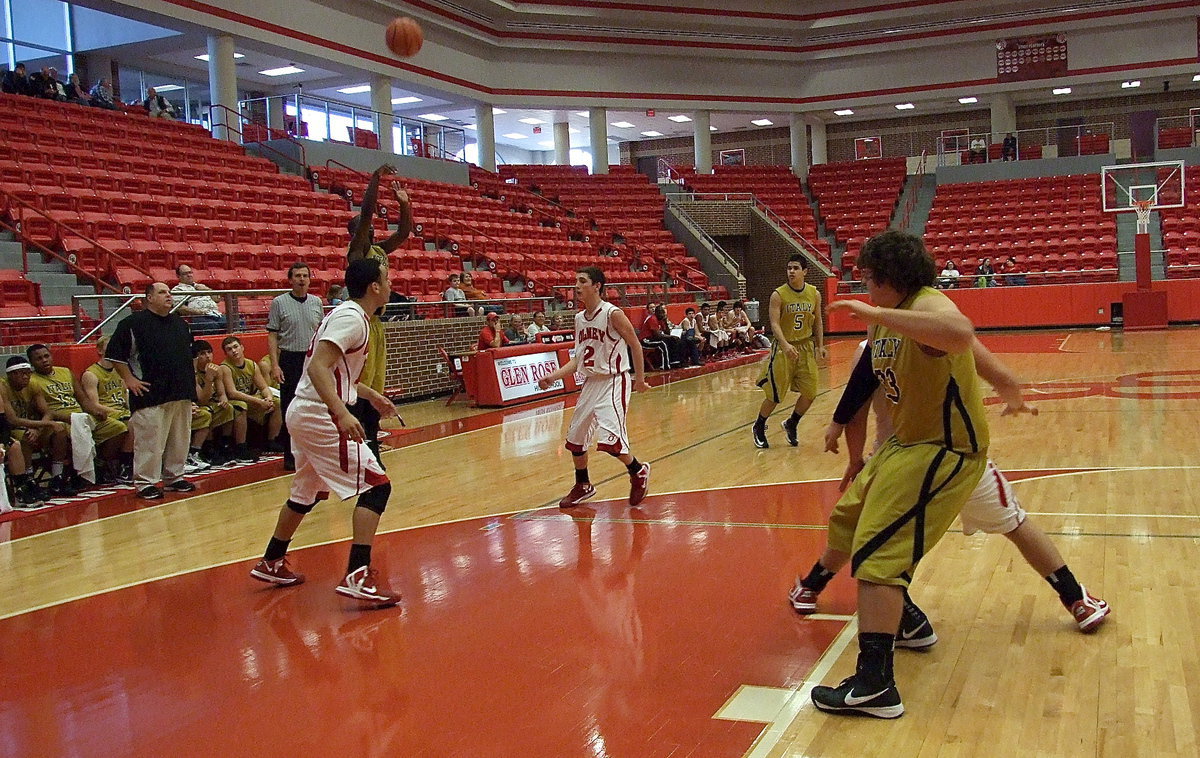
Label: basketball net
xmin=1133 ymin=199 xmax=1154 ymax=235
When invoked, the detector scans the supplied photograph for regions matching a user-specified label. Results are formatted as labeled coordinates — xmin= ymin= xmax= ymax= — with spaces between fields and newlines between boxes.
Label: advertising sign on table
xmin=495 ymin=350 xmax=564 ymax=401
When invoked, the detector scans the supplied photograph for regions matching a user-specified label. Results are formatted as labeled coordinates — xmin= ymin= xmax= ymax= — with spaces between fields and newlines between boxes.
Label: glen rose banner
xmin=496 ymin=350 xmax=564 ymax=401
xmin=996 ymin=34 xmax=1067 ymax=82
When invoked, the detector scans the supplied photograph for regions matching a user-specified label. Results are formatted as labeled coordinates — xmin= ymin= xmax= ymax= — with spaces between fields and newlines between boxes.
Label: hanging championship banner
xmin=996 ymin=34 xmax=1068 ymax=82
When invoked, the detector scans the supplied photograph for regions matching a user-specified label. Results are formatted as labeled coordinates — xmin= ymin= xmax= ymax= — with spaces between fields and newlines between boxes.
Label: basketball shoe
xmin=811 ymin=675 xmax=904 ymax=719
xmin=559 ymin=482 xmax=596 ymax=508
xmin=781 ymin=416 xmax=799 ymax=447
xmin=1067 ymin=586 xmax=1110 ymax=632
xmin=788 ymin=579 xmax=819 ymax=614
xmin=629 ymin=463 xmax=650 ymax=507
xmin=250 ymin=556 xmax=305 ymax=586
xmin=895 ymin=600 xmax=938 ymax=649
xmin=336 ymin=565 xmax=401 ymax=607
xmin=752 ymin=420 xmax=769 ymax=449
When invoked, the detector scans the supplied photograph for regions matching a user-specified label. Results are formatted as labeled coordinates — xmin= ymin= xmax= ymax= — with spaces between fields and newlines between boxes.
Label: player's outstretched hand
xmin=334 ymin=407 xmax=366 ymax=442
xmin=1000 ymin=399 xmax=1039 ymax=417
xmin=632 ymin=378 xmax=651 ymax=393
xmin=839 ymin=457 xmax=865 ymax=492
xmin=537 ymin=377 xmax=553 ymax=390
xmin=376 ymin=164 xmax=397 ymax=176
xmin=827 ymin=300 xmax=879 ymax=323
xmin=391 ymin=184 xmax=410 ymax=204
xmin=363 ymin=388 xmax=396 ymax=419
xmin=824 ymin=421 xmax=844 ymax=453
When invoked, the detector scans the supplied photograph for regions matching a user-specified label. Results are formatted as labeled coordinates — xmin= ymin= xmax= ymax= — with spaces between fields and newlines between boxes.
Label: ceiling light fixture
xmin=834 ymin=109 xmax=854 ymax=116
xmin=337 ymin=85 xmax=372 ymax=94
xmin=1121 ymin=80 xmax=1141 ymax=88
xmin=611 ymin=121 xmax=635 ymax=128
xmin=391 ymin=96 xmax=422 ymax=105
xmin=895 ymin=103 xmax=915 ymax=110
xmin=668 ymin=115 xmax=692 ymax=123
xmin=418 ymin=113 xmax=448 ymax=121
xmin=194 ymin=53 xmax=244 ymax=62
xmin=259 ymin=66 xmax=304 ymax=76
xmin=501 ymin=133 xmax=528 ymax=139
xmin=958 ymin=97 xmax=978 ymax=104
xmin=492 ymin=108 xmax=507 ymax=114
xmin=518 ymin=117 xmax=546 ymax=125
xmin=641 ymin=130 xmax=663 ymax=137
xmin=151 ymin=84 xmax=184 ymax=92
xmin=1053 ymin=87 xmax=1072 ymax=95
xmin=751 ymin=118 xmax=773 ymax=126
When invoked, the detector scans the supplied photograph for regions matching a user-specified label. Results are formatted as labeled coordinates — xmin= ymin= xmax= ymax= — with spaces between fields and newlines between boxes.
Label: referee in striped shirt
xmin=267 ymin=262 xmax=325 ymax=471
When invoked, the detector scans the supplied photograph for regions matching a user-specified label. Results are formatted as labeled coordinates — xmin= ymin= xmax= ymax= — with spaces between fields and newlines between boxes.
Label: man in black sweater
xmin=106 ymin=282 xmax=198 ymax=500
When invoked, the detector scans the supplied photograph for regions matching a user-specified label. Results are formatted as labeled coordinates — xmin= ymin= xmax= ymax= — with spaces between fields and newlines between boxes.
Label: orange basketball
xmin=386 ymin=17 xmax=424 ymax=57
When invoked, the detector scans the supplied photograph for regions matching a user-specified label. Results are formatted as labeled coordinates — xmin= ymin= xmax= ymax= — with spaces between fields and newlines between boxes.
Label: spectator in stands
xmin=3 ymin=356 xmax=71 ymax=498
xmin=938 ymin=260 xmax=961 ymax=288
xmin=998 ymin=255 xmax=1027 ymax=287
xmin=88 ymin=77 xmax=116 ymax=110
xmin=443 ymin=273 xmax=473 ymax=316
xmin=143 ymin=86 xmax=176 ymax=119
xmin=461 ymin=271 xmax=503 ymax=314
xmin=679 ymin=307 xmax=703 ymax=367
xmin=78 ymin=336 xmax=135 ymax=484
xmin=505 ymin=314 xmax=529 ymax=344
xmin=42 ymin=67 xmax=68 ymax=101
xmin=267 ymin=262 xmax=324 ymax=471
xmin=525 ymin=310 xmax=550 ymax=340
xmin=637 ymin=304 xmax=672 ymax=370
xmin=969 ymin=135 xmax=987 ymax=164
xmin=1 ymin=63 xmax=32 ymax=96
xmin=477 ymin=311 xmax=509 ymax=350
xmin=549 ymin=312 xmax=569 ymax=331
xmin=172 ymin=264 xmax=228 ymax=333
xmin=326 ymin=284 xmax=346 ymax=305
xmin=105 ymin=282 xmax=197 ymax=500
xmin=218 ymin=336 xmax=280 ymax=463
xmin=63 ymin=72 xmax=89 ymax=105
xmin=189 ymin=339 xmax=233 ymax=471
xmin=1002 ymin=132 xmax=1018 ymax=162
xmin=28 ymin=343 xmax=127 ymax=489
xmin=976 ymin=257 xmax=996 ymax=287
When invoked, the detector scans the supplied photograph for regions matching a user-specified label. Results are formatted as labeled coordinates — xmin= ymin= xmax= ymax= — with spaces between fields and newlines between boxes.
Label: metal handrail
xmin=208 ymin=104 xmax=309 ymax=176
xmin=935 ymin=122 xmax=1116 ymax=166
xmin=666 ymin=190 xmax=833 ymax=269
xmin=550 ymin=280 xmax=726 ymax=308
xmin=663 ymin=200 xmax=742 ymax=276
xmin=657 ymin=157 xmax=687 ymax=185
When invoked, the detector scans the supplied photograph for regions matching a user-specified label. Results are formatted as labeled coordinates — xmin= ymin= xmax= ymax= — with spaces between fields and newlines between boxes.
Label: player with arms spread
xmin=537 ymin=267 xmax=652 ymax=509
xmin=250 ymin=258 xmax=403 ymax=608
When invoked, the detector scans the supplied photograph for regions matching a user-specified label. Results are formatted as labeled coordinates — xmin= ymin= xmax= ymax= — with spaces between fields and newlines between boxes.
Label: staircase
xmin=0 ymin=231 xmax=94 ymax=311
xmin=892 ymin=174 xmax=938 ymax=236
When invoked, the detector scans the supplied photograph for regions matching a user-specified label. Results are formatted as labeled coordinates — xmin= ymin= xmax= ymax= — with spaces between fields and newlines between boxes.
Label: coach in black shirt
xmin=106 ymin=282 xmax=198 ymax=500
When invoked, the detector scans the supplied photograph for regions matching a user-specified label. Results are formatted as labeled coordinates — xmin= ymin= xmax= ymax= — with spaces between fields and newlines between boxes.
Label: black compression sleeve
xmin=832 ymin=345 xmax=880 ymax=424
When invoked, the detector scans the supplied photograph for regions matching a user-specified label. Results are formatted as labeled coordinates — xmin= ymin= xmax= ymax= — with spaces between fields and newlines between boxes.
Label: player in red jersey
xmin=538 ymin=267 xmax=651 ymax=508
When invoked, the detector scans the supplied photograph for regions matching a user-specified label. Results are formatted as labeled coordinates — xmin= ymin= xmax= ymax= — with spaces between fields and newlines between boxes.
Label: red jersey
xmin=574 ymin=301 xmax=630 ymax=377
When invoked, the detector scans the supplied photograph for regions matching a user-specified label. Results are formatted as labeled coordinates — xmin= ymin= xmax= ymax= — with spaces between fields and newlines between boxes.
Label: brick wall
xmin=383 ymin=316 xmax=487 ymax=399
xmin=671 ymin=200 xmax=753 ymax=235
xmin=747 ymin=214 xmax=828 ymax=317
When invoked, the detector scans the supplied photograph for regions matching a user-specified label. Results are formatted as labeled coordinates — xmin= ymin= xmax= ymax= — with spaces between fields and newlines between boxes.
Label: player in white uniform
xmin=250 ymin=258 xmax=403 ymax=608
xmin=789 ymin=338 xmax=1110 ymax=636
xmin=538 ymin=267 xmax=652 ymax=508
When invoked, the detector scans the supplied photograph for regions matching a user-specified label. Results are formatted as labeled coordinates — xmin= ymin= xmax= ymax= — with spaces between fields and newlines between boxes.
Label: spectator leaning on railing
xmin=172 ymin=264 xmax=228 ymax=333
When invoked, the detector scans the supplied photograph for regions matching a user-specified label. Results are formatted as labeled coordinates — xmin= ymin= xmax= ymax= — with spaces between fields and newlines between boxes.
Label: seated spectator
xmin=442 ymin=273 xmax=474 ymax=316
xmin=525 ymin=311 xmax=550 ymax=341
xmin=678 ymin=307 xmax=703 ymax=367
xmin=78 ymin=336 xmax=135 ymax=484
xmin=976 ymin=257 xmax=996 ymax=287
xmin=26 ymin=343 xmax=127 ymax=490
xmin=461 ymin=272 xmax=502 ymax=314
xmin=505 ymin=314 xmax=529 ymax=344
xmin=477 ymin=311 xmax=509 ymax=350
xmin=88 ymin=77 xmax=117 ymax=110
xmin=144 ymin=86 xmax=176 ymax=119
xmin=218 ymin=336 xmax=281 ymax=463
xmin=1002 ymin=132 xmax=1017 ymax=162
xmin=938 ymin=260 xmax=961 ymax=288
xmin=326 ymin=284 xmax=346 ymax=305
xmin=64 ymin=72 xmax=89 ymax=105
xmin=637 ymin=304 xmax=671 ymax=370
xmin=969 ymin=136 xmax=987 ymax=164
xmin=549 ymin=312 xmax=569 ymax=331
xmin=3 ymin=355 xmax=73 ymax=497
xmin=653 ymin=305 xmax=684 ymax=367
xmin=172 ymin=264 xmax=228 ymax=333
xmin=1 ymin=63 xmax=32 ymax=96
xmin=190 ymin=339 xmax=234 ymax=469
xmin=998 ymin=255 xmax=1027 ymax=286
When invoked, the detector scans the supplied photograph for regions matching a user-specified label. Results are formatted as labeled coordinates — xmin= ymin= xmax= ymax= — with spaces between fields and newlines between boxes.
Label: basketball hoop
xmin=1134 ymin=199 xmax=1154 ymax=235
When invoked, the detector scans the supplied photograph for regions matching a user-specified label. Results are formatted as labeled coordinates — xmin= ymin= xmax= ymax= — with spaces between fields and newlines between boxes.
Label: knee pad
xmin=286 ymin=499 xmax=315 ymax=515
xmin=355 ymin=481 xmax=392 ymax=515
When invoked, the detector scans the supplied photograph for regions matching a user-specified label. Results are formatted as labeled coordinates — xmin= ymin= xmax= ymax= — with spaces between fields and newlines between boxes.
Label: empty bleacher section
xmin=807 ymin=157 xmax=908 ymax=268
xmin=494 ymin=164 xmax=725 ymax=302
xmin=678 ymin=165 xmax=832 ymax=263
xmin=1157 ymin=165 xmax=1200 ymax=279
xmin=921 ymin=173 xmax=1118 ymax=285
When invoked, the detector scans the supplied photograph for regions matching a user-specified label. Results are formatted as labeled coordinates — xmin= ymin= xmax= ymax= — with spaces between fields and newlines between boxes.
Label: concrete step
xmin=0 ymin=240 xmax=22 ymax=255
xmin=39 ymin=285 xmax=94 ymax=307
xmin=25 ymin=271 xmax=79 ymax=288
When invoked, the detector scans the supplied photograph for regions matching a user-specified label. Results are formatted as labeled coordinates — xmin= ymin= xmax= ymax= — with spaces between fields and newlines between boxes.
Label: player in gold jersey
xmin=347 ymin=164 xmax=413 ymax=464
xmin=806 ymin=231 xmax=991 ymax=719
xmin=752 ymin=254 xmax=827 ymax=448
xmin=79 ymin=336 xmax=134 ymax=483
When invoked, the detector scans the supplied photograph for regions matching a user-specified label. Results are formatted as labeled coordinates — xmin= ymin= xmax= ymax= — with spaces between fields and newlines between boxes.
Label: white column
xmin=371 ymin=74 xmax=394 ymax=154
xmin=475 ymin=104 xmax=496 ymax=171
xmin=789 ymin=113 xmax=808 ymax=179
xmin=990 ymin=92 xmax=1016 ymax=138
xmin=693 ymin=110 xmax=712 ymax=174
xmin=589 ymin=106 xmax=608 ymax=174
xmin=267 ymin=97 xmax=285 ymax=135
xmin=553 ymin=120 xmax=570 ymax=165
xmin=206 ymin=34 xmax=238 ymax=142
xmin=809 ymin=119 xmax=827 ymax=165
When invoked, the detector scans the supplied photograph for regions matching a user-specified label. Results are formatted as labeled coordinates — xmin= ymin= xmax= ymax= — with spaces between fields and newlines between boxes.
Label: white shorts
xmin=960 ymin=460 xmax=1027 ymax=535
xmin=286 ymin=398 xmax=388 ymax=504
xmin=565 ymin=372 xmax=631 ymax=456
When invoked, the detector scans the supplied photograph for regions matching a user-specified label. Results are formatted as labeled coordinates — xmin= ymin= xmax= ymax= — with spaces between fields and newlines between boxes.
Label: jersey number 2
xmin=874 ymin=367 xmax=901 ymax=403
xmin=581 ymin=345 xmax=596 ymax=370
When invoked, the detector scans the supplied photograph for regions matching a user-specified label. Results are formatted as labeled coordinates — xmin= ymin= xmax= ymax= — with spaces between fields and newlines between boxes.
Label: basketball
xmin=386 ymin=17 xmax=424 ymax=57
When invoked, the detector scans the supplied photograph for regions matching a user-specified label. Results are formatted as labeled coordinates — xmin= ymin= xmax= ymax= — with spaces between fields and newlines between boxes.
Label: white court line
xmin=1056 ymin=333 xmax=1075 ymax=353
xmin=740 ymin=617 xmax=860 ymax=758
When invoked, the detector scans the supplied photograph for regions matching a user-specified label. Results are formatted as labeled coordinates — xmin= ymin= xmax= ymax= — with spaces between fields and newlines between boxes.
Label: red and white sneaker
xmin=336 ymin=565 xmax=401 ymax=607
xmin=250 ymin=556 xmax=305 ymax=586
xmin=1068 ymin=587 xmax=1110 ymax=632
xmin=789 ymin=579 xmax=819 ymax=614
xmin=629 ymin=463 xmax=650 ymax=507
xmin=559 ymin=481 xmax=596 ymax=508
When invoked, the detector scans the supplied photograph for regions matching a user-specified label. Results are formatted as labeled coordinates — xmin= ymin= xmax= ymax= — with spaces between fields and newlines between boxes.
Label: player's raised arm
xmin=970 ymin=338 xmax=1037 ymax=416
xmin=609 ymin=308 xmax=649 ymax=392
xmin=380 ymin=184 xmax=414 ymax=253
xmin=348 ymin=165 xmax=395 ymax=261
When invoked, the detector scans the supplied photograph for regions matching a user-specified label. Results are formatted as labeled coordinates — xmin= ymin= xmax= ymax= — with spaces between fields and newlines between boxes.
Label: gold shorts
xmin=756 ymin=341 xmax=818 ymax=403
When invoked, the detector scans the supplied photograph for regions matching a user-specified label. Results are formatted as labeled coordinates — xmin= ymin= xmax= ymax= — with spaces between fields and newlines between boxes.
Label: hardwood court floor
xmin=2 ymin=328 xmax=1199 ymax=757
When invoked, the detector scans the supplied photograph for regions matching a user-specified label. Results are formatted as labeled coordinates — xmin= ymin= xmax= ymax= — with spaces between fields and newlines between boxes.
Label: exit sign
xmin=533 ymin=126 xmax=542 ymax=134
xmin=646 ymin=109 xmax=655 ymax=117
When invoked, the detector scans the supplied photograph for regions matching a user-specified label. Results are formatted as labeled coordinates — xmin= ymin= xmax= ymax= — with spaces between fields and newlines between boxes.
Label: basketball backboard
xmin=1101 ymin=160 xmax=1185 ymax=212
